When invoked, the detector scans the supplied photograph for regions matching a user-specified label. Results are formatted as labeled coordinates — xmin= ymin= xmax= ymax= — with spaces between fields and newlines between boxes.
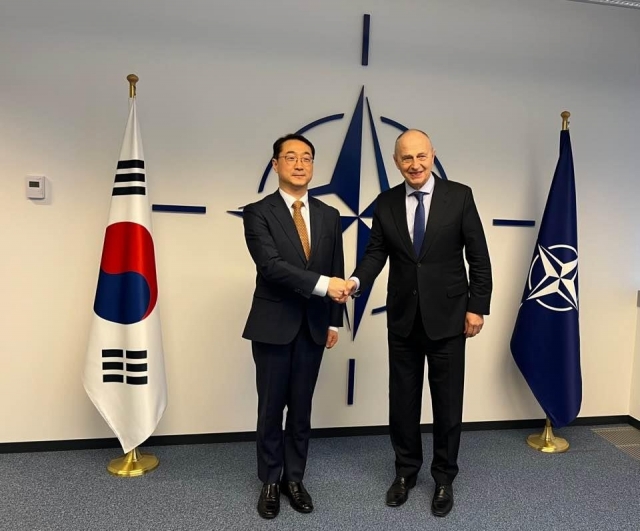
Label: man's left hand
xmin=326 ymin=329 xmax=339 ymax=349
xmin=464 ymin=312 xmax=484 ymax=338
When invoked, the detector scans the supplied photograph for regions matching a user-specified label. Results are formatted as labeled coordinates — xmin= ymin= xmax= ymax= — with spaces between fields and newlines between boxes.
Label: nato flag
xmin=510 ymin=129 xmax=582 ymax=428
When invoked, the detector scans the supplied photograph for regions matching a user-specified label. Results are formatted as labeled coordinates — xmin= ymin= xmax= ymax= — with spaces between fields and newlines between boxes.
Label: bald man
xmin=344 ymin=130 xmax=492 ymax=517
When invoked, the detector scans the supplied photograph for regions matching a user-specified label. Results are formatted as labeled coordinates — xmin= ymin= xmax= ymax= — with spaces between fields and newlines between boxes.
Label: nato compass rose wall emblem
xmin=523 ymin=244 xmax=578 ymax=312
xmin=228 ymin=85 xmax=449 ymax=339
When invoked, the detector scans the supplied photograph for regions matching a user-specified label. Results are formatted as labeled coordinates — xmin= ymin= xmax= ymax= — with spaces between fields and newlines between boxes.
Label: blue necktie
xmin=411 ymin=191 xmax=426 ymax=257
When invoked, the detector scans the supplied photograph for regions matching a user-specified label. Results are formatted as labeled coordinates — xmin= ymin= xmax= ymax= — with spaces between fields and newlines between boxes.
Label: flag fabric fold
xmin=510 ymin=129 xmax=581 ymax=428
xmin=83 ymin=98 xmax=167 ymax=453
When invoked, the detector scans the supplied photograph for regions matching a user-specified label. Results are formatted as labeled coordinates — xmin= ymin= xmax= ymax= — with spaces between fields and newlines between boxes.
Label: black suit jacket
xmin=242 ymin=191 xmax=344 ymax=346
xmin=353 ymin=177 xmax=492 ymax=340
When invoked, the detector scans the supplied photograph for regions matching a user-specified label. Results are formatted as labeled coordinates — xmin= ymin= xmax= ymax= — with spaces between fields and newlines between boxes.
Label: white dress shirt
xmin=405 ymin=176 xmax=435 ymax=244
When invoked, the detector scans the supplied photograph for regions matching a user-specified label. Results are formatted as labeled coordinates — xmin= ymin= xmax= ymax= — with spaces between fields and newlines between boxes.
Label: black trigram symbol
xmin=112 ymin=159 xmax=146 ymax=196
xmin=102 ymin=349 xmax=148 ymax=385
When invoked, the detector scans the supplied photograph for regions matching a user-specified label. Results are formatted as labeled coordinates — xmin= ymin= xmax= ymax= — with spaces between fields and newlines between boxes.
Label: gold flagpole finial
xmin=127 ymin=74 xmax=139 ymax=98
xmin=561 ymin=111 xmax=570 ymax=131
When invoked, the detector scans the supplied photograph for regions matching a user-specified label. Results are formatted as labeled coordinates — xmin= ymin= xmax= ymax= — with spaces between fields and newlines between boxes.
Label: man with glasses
xmin=342 ymin=129 xmax=492 ymax=517
xmin=242 ymin=133 xmax=347 ymax=519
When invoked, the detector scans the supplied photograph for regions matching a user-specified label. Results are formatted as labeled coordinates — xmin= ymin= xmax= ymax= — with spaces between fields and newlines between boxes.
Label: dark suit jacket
xmin=353 ymin=177 xmax=492 ymax=340
xmin=242 ymin=190 xmax=344 ymax=346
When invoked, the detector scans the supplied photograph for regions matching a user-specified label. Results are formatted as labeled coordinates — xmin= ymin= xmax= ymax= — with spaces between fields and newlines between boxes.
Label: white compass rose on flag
xmin=525 ymin=244 xmax=578 ymax=312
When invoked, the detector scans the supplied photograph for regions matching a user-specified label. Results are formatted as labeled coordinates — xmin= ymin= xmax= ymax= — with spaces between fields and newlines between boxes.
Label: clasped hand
xmin=328 ymin=278 xmax=357 ymax=304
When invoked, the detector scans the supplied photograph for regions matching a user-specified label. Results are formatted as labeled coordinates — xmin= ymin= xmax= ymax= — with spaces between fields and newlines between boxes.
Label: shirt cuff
xmin=349 ymin=276 xmax=361 ymax=293
xmin=329 ymin=326 xmax=339 ymax=332
xmin=312 ymin=275 xmax=330 ymax=297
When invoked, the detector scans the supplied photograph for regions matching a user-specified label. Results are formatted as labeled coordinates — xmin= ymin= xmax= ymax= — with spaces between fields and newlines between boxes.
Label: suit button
xmin=417 ymin=263 xmax=422 ymax=268
xmin=412 ymin=290 xmax=417 ymax=295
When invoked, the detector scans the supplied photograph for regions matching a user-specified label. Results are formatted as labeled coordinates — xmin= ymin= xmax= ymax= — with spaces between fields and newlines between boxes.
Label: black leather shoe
xmin=385 ymin=476 xmax=417 ymax=507
xmin=281 ymin=481 xmax=314 ymax=513
xmin=431 ymin=484 xmax=454 ymax=517
xmin=257 ymin=483 xmax=280 ymax=519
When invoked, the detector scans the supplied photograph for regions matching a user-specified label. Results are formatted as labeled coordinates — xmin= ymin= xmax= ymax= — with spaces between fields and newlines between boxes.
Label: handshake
xmin=328 ymin=278 xmax=357 ymax=304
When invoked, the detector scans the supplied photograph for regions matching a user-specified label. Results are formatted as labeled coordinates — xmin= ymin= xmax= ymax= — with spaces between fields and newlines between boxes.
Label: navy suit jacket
xmin=353 ymin=177 xmax=492 ymax=340
xmin=242 ymin=190 xmax=344 ymax=345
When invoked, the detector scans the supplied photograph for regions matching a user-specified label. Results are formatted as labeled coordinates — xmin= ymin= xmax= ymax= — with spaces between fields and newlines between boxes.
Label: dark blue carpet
xmin=2 ymin=425 xmax=639 ymax=530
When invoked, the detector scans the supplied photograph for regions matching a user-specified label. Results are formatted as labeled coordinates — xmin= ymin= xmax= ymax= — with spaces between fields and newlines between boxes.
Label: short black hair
xmin=272 ymin=133 xmax=315 ymax=160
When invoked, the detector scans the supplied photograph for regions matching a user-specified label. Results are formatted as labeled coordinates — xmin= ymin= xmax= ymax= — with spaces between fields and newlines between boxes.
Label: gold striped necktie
xmin=292 ymin=200 xmax=310 ymax=260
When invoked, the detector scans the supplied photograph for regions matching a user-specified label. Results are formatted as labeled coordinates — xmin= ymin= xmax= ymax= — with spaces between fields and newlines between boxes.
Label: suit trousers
xmin=252 ymin=319 xmax=324 ymax=484
xmin=388 ymin=309 xmax=466 ymax=485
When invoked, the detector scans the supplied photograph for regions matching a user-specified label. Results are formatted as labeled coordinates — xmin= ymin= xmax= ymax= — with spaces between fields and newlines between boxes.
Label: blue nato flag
xmin=510 ymin=128 xmax=582 ymax=428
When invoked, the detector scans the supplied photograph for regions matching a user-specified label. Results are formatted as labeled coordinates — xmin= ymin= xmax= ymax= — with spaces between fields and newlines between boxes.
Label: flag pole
xmin=525 ymin=111 xmax=573 ymax=454
xmin=106 ymin=74 xmax=161 ymax=477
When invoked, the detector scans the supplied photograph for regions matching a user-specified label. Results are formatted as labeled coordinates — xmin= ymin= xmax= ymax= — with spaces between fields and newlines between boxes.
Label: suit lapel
xmin=268 ymin=191 xmax=307 ymax=264
xmin=308 ymin=198 xmax=323 ymax=265
xmin=390 ymin=184 xmax=415 ymax=258
xmin=419 ymin=177 xmax=449 ymax=259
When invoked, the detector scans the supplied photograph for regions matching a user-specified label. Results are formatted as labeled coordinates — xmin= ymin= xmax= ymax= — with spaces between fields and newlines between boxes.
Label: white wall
xmin=1 ymin=0 xmax=639 ymax=443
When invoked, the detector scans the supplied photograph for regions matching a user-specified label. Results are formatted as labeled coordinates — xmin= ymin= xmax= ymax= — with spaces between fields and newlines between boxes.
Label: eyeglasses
xmin=279 ymin=155 xmax=314 ymax=165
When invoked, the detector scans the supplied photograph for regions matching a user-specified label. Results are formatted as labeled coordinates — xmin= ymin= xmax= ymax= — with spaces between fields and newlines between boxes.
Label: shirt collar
xmin=279 ymin=188 xmax=309 ymax=209
xmin=405 ymin=174 xmax=435 ymax=197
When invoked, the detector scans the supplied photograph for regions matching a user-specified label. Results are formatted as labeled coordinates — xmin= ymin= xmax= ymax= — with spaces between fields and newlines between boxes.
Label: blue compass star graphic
xmin=229 ymin=86 xmax=449 ymax=339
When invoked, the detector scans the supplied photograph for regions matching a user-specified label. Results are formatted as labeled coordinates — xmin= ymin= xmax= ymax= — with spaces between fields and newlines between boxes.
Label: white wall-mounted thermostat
xmin=26 ymin=175 xmax=46 ymax=200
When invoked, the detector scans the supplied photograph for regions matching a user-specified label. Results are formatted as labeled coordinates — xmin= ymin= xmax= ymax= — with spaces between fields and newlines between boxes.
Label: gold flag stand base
xmin=107 ymin=448 xmax=159 ymax=477
xmin=526 ymin=418 xmax=569 ymax=453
